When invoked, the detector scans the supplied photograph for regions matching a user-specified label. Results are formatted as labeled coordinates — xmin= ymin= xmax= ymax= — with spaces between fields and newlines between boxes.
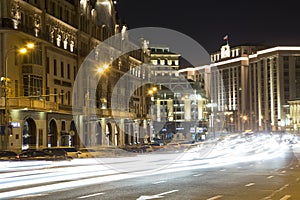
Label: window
xmin=61 ymin=61 xmax=64 ymax=78
xmin=54 ymin=88 xmax=57 ymax=102
xmin=61 ymin=90 xmax=64 ymax=104
xmin=23 ymin=75 xmax=42 ymax=96
xmin=74 ymin=66 xmax=76 ymax=80
xmin=67 ymin=64 xmax=70 ymax=79
xmin=61 ymin=121 xmax=66 ymax=131
xmin=54 ymin=59 xmax=57 ymax=75
xmin=46 ymin=57 xmax=50 ymax=73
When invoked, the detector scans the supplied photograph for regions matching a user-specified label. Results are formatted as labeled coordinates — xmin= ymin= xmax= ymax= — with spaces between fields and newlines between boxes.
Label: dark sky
xmin=115 ymin=0 xmax=300 ymax=53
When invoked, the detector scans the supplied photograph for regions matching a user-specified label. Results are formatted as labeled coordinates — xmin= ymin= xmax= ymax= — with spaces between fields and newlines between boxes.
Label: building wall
xmin=0 ymin=0 xmax=149 ymax=151
xmin=180 ymin=45 xmax=300 ymax=133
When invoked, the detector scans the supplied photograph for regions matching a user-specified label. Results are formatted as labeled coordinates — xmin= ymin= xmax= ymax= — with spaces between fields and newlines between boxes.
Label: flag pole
xmin=227 ymin=35 xmax=229 ymax=45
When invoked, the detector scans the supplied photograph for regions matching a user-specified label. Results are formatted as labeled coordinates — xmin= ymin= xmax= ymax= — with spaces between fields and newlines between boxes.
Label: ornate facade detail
xmin=33 ymin=14 xmax=41 ymax=37
xmin=10 ymin=1 xmax=21 ymax=29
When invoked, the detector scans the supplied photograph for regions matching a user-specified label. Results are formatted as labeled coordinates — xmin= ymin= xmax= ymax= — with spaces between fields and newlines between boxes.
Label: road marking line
xmin=206 ymin=195 xmax=223 ymax=200
xmin=280 ymin=195 xmax=291 ymax=200
xmin=281 ymin=170 xmax=286 ymax=173
xmin=157 ymin=190 xmax=178 ymax=196
xmin=136 ymin=190 xmax=178 ymax=200
xmin=245 ymin=183 xmax=255 ymax=187
xmin=78 ymin=192 xmax=105 ymax=199
xmin=193 ymin=173 xmax=203 ymax=177
xmin=220 ymin=169 xmax=226 ymax=172
xmin=290 ymin=167 xmax=294 ymax=170
xmin=152 ymin=180 xmax=166 ymax=184
xmin=267 ymin=175 xmax=274 ymax=179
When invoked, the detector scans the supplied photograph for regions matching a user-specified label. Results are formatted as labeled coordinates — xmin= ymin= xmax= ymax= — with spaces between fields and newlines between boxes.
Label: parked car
xmin=18 ymin=150 xmax=56 ymax=161
xmin=56 ymin=147 xmax=79 ymax=158
xmin=0 ymin=151 xmax=19 ymax=161
xmin=77 ymin=148 xmax=96 ymax=158
xmin=42 ymin=148 xmax=70 ymax=160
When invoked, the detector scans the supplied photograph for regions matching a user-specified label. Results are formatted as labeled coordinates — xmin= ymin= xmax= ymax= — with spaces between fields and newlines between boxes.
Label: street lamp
xmin=147 ymin=86 xmax=157 ymax=141
xmin=1 ymin=43 xmax=35 ymax=150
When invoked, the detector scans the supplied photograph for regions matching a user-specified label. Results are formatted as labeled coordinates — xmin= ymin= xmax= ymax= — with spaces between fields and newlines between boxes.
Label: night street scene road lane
xmin=1 ymin=133 xmax=300 ymax=200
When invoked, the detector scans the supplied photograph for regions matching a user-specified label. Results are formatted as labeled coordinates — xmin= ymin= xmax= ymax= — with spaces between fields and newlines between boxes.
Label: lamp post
xmin=148 ymin=86 xmax=157 ymax=141
xmin=1 ymin=43 xmax=34 ymax=150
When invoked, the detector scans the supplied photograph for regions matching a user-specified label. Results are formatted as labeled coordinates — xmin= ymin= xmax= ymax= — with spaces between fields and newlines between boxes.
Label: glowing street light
xmin=97 ymin=64 xmax=110 ymax=73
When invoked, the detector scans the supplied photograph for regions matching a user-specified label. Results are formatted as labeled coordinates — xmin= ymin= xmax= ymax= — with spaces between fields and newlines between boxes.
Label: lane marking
xmin=281 ymin=170 xmax=286 ymax=173
xmin=280 ymin=195 xmax=291 ymax=200
xmin=78 ymin=192 xmax=105 ymax=199
xmin=136 ymin=190 xmax=178 ymax=200
xmin=193 ymin=173 xmax=203 ymax=177
xmin=267 ymin=176 xmax=274 ymax=179
xmin=152 ymin=181 xmax=166 ymax=184
xmin=220 ymin=169 xmax=226 ymax=172
xmin=207 ymin=195 xmax=223 ymax=200
xmin=157 ymin=190 xmax=178 ymax=196
xmin=245 ymin=183 xmax=255 ymax=187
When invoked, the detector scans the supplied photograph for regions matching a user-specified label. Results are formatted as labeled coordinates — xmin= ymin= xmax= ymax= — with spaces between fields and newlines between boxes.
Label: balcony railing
xmin=0 ymin=97 xmax=72 ymax=113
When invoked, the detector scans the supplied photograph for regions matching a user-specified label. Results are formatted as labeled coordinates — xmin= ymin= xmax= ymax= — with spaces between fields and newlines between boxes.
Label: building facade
xmin=180 ymin=44 xmax=300 ymax=133
xmin=149 ymin=46 xmax=207 ymax=141
xmin=0 ymin=0 xmax=150 ymax=152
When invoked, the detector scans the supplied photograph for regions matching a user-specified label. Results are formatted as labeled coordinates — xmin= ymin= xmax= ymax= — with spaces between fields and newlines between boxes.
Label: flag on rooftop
xmin=223 ymin=35 xmax=228 ymax=41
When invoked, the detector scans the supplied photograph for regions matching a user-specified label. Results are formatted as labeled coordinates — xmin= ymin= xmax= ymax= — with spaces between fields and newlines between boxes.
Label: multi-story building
xmin=0 ymin=0 xmax=150 ymax=152
xmin=180 ymin=43 xmax=300 ymax=133
xmin=149 ymin=46 xmax=207 ymax=141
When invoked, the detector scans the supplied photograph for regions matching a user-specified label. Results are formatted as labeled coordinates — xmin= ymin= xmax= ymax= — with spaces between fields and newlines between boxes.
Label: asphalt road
xmin=1 ymin=134 xmax=300 ymax=200
xmin=17 ymin=146 xmax=300 ymax=200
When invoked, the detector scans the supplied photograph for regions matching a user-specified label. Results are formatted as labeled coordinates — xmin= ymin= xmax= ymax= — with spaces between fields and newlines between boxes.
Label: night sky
xmin=115 ymin=0 xmax=300 ymax=54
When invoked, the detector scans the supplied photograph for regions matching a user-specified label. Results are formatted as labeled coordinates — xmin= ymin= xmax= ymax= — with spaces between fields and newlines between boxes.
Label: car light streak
xmin=0 ymin=134 xmax=296 ymax=199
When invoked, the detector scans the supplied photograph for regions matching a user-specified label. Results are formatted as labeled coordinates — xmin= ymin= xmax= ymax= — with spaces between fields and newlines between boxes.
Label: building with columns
xmin=180 ymin=44 xmax=300 ymax=133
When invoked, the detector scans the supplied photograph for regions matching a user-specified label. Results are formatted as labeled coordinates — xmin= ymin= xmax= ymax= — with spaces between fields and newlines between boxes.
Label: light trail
xmin=0 ymin=133 xmax=296 ymax=199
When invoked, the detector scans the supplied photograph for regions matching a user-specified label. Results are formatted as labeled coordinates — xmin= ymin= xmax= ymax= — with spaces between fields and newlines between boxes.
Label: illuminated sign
xmin=10 ymin=122 xmax=20 ymax=128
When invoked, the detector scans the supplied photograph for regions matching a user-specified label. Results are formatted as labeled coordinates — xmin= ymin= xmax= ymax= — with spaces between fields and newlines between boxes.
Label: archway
xmin=70 ymin=121 xmax=79 ymax=147
xmin=96 ymin=121 xmax=102 ymax=145
xmin=48 ymin=119 xmax=58 ymax=147
xmin=22 ymin=118 xmax=37 ymax=150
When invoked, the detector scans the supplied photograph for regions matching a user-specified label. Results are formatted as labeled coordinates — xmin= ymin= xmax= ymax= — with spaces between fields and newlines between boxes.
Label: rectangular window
xmin=46 ymin=87 xmax=50 ymax=101
xmin=61 ymin=90 xmax=64 ymax=104
xmin=54 ymin=88 xmax=57 ymax=102
xmin=54 ymin=59 xmax=57 ymax=75
xmin=61 ymin=61 xmax=64 ymax=78
xmin=46 ymin=57 xmax=50 ymax=73
xmin=74 ymin=66 xmax=76 ymax=80
xmin=67 ymin=64 xmax=70 ymax=79
xmin=61 ymin=120 xmax=66 ymax=131
xmin=15 ymin=80 xmax=18 ymax=97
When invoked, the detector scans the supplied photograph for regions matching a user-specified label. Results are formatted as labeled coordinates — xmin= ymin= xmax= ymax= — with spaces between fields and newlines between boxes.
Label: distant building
xmin=149 ymin=46 xmax=207 ymax=141
xmin=180 ymin=44 xmax=300 ymax=133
